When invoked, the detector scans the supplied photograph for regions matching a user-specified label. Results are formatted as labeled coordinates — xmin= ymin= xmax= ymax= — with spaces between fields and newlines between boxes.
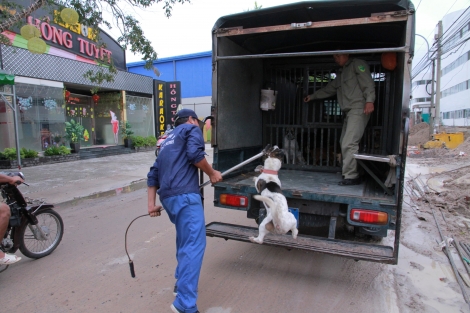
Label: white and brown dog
xmin=250 ymin=146 xmax=298 ymax=244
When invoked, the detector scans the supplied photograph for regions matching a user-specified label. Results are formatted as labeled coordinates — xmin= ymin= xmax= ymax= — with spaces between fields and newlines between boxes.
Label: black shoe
xmin=173 ymin=284 xmax=177 ymax=296
xmin=338 ymin=177 xmax=362 ymax=186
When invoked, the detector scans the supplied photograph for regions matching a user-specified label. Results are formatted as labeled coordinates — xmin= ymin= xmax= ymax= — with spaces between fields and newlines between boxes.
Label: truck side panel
xmin=215 ymin=37 xmax=264 ymax=151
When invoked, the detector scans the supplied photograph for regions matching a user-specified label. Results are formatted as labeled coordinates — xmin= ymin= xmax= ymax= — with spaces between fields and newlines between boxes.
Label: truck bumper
xmin=206 ymin=221 xmax=397 ymax=264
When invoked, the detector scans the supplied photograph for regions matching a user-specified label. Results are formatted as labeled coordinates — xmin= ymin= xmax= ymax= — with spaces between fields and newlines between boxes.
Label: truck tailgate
xmin=219 ymin=170 xmax=395 ymax=204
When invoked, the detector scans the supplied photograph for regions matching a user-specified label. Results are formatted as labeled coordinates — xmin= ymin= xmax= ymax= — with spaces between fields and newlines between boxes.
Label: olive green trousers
xmin=340 ymin=109 xmax=370 ymax=179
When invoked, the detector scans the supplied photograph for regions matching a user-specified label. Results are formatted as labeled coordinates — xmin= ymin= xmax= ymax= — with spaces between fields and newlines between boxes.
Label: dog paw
xmin=292 ymin=228 xmax=298 ymax=239
xmin=249 ymin=236 xmax=263 ymax=244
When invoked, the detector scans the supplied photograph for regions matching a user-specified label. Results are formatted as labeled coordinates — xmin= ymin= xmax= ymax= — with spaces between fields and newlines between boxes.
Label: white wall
xmin=439 ymin=10 xmax=470 ymax=127
xmin=181 ymin=96 xmax=212 ymax=119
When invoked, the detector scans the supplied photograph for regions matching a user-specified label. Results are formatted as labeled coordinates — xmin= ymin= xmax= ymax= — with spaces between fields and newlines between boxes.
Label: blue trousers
xmin=162 ymin=193 xmax=206 ymax=313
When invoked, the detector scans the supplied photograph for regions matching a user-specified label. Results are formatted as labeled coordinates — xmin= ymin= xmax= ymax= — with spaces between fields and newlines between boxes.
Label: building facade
xmin=411 ymin=9 xmax=470 ymax=127
xmin=127 ymin=51 xmax=212 ymax=119
xmin=0 ymin=5 xmax=155 ymax=152
xmin=440 ymin=9 xmax=470 ymax=127
xmin=410 ymin=75 xmax=433 ymax=124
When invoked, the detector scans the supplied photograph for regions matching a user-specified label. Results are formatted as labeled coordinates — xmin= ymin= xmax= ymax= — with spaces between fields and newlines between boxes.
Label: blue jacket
xmin=147 ymin=123 xmax=206 ymax=200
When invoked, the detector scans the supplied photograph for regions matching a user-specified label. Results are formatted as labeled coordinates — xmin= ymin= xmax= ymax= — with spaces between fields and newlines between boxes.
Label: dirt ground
xmin=407 ymin=123 xmax=470 ymax=255
xmin=397 ymin=124 xmax=470 ymax=312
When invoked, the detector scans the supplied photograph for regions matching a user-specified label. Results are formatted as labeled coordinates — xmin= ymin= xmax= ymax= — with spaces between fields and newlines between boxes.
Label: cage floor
xmin=225 ymin=170 xmax=395 ymax=202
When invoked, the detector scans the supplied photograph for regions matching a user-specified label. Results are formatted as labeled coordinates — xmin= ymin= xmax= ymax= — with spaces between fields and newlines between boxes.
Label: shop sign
xmin=166 ymin=81 xmax=181 ymax=127
xmin=4 ymin=0 xmax=126 ymax=70
xmin=26 ymin=15 xmax=112 ymax=64
xmin=153 ymin=80 xmax=181 ymax=136
xmin=155 ymin=81 xmax=166 ymax=136
xmin=67 ymin=96 xmax=81 ymax=105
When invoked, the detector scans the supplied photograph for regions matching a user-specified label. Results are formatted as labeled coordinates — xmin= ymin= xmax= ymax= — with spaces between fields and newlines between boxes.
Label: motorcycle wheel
xmin=155 ymin=148 xmax=159 ymax=157
xmin=19 ymin=209 xmax=64 ymax=259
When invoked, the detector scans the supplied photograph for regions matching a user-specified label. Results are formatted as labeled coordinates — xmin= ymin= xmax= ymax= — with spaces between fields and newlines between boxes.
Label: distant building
xmin=410 ymin=76 xmax=432 ymax=124
xmin=440 ymin=9 xmax=470 ymax=127
xmin=127 ymin=51 xmax=212 ymax=119
xmin=411 ymin=9 xmax=470 ymax=127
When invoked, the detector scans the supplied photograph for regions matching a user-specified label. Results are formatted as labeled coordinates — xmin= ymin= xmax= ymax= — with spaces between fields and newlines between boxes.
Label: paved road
xmin=0 ymin=186 xmax=391 ymax=313
xmin=1 ymin=179 xmax=466 ymax=312
xmin=0 ymin=150 xmax=467 ymax=312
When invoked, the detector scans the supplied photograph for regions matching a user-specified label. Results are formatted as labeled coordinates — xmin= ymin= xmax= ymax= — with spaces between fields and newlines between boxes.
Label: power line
xmin=415 ymin=0 xmax=423 ymax=12
xmin=412 ymin=10 xmax=470 ymax=78
xmin=419 ymin=1 xmax=460 ymax=45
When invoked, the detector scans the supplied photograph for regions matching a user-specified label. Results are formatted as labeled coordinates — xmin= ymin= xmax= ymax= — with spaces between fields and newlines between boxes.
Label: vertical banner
xmin=165 ymin=81 xmax=181 ymax=127
xmin=153 ymin=80 xmax=166 ymax=136
xmin=153 ymin=80 xmax=181 ymax=136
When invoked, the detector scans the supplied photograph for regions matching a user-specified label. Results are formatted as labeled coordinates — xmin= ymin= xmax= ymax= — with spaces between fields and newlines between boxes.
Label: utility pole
xmin=435 ymin=21 xmax=443 ymax=134
xmin=429 ymin=59 xmax=436 ymax=138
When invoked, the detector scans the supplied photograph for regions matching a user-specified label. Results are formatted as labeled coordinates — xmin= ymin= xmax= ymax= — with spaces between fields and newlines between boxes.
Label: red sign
xmin=27 ymin=16 xmax=113 ymax=63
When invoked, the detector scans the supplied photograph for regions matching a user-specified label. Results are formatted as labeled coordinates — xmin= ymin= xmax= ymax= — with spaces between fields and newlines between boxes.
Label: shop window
xmin=14 ymin=83 xmax=65 ymax=151
xmin=125 ymin=95 xmax=154 ymax=137
xmin=94 ymin=92 xmax=122 ymax=145
xmin=66 ymin=93 xmax=93 ymax=146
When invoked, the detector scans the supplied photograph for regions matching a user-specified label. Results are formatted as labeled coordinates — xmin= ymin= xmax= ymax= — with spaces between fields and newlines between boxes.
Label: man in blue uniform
xmin=304 ymin=53 xmax=375 ymax=185
xmin=147 ymin=109 xmax=223 ymax=313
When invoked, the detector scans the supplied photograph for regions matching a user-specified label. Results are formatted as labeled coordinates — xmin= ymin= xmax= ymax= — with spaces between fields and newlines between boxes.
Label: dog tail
xmin=253 ymin=195 xmax=275 ymax=208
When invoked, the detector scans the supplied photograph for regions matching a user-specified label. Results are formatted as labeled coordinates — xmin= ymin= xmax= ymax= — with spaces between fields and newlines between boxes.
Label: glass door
xmin=66 ymin=94 xmax=94 ymax=146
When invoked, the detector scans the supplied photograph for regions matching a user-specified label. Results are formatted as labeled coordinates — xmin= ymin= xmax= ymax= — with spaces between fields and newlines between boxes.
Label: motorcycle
xmin=154 ymin=116 xmax=213 ymax=157
xmin=0 ymin=172 xmax=64 ymax=272
xmin=155 ymin=126 xmax=174 ymax=157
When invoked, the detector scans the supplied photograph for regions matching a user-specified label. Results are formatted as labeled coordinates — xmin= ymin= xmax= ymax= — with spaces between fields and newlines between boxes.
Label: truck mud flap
xmin=206 ymin=222 xmax=396 ymax=264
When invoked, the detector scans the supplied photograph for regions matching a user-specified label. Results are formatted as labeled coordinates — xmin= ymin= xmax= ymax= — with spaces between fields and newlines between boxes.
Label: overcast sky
xmin=116 ymin=0 xmax=470 ymax=67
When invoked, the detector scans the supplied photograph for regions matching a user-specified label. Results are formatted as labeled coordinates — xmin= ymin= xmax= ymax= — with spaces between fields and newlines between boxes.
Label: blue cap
xmin=175 ymin=109 xmax=198 ymax=121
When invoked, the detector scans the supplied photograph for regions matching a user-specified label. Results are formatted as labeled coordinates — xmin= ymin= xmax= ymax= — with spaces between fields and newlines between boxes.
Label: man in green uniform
xmin=304 ymin=54 xmax=375 ymax=185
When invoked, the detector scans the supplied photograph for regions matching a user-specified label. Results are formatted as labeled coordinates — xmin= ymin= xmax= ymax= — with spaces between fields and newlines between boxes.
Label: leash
xmin=124 ymin=209 xmax=163 ymax=278
xmin=199 ymin=144 xmax=280 ymax=189
xmin=125 ymin=144 xmax=280 ymax=278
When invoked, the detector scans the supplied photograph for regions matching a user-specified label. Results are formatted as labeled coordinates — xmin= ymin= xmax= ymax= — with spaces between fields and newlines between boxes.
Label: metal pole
xmin=435 ymin=21 xmax=443 ymax=133
xmin=429 ymin=59 xmax=436 ymax=137
xmin=216 ymin=46 xmax=408 ymax=60
xmin=199 ymin=150 xmax=266 ymax=189
xmin=12 ymin=85 xmax=20 ymax=169
xmin=415 ymin=34 xmax=430 ymax=62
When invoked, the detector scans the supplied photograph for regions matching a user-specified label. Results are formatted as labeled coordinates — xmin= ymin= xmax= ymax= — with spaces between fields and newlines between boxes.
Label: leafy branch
xmin=0 ymin=0 xmax=191 ymax=88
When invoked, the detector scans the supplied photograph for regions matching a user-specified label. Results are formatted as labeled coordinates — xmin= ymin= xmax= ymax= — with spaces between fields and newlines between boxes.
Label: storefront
xmin=0 ymin=3 xmax=155 ymax=152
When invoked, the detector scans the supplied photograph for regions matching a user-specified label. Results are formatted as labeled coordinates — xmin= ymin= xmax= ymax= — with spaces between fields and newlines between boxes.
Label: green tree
xmin=245 ymin=1 xmax=262 ymax=11
xmin=0 ymin=0 xmax=190 ymax=91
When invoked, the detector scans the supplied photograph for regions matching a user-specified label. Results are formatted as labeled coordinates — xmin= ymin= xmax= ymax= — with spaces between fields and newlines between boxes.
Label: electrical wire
xmin=415 ymin=0 xmax=423 ymax=11
xmin=412 ymin=23 xmax=469 ymax=79
xmin=412 ymin=7 xmax=470 ymax=78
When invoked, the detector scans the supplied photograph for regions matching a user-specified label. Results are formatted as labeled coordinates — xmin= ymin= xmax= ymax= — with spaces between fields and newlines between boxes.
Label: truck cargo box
xmin=207 ymin=0 xmax=415 ymax=264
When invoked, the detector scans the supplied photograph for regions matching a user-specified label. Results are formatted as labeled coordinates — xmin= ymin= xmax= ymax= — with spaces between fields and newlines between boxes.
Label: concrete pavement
xmin=11 ymin=144 xmax=213 ymax=206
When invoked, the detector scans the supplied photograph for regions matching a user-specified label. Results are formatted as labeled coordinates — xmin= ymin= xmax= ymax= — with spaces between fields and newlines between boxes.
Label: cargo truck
xmin=205 ymin=0 xmax=415 ymax=264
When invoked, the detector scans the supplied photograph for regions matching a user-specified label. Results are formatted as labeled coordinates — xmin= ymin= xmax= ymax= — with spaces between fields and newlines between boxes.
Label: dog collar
xmin=260 ymin=169 xmax=278 ymax=175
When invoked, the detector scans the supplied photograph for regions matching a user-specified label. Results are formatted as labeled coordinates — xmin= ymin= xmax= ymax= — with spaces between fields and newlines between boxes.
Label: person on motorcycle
xmin=0 ymin=173 xmax=24 ymax=264
xmin=164 ymin=124 xmax=174 ymax=135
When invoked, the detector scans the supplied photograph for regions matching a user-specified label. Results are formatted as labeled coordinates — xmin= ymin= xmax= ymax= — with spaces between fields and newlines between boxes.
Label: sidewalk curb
xmin=55 ymin=179 xmax=148 ymax=207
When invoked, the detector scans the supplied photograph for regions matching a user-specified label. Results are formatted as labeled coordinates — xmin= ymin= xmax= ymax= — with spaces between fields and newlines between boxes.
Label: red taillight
xmin=350 ymin=209 xmax=388 ymax=225
xmin=220 ymin=194 xmax=248 ymax=207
